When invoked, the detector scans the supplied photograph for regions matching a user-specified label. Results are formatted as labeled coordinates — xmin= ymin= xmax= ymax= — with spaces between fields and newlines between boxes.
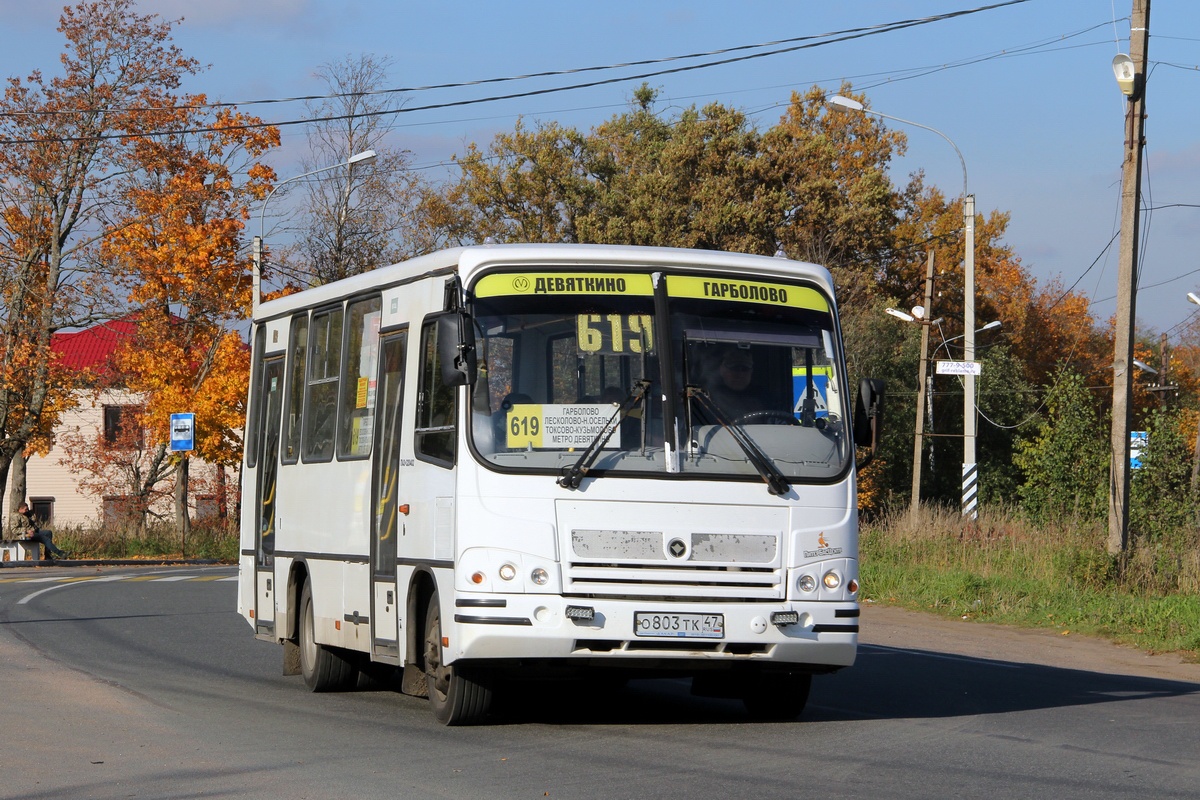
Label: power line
xmin=0 ymin=0 xmax=1032 ymax=146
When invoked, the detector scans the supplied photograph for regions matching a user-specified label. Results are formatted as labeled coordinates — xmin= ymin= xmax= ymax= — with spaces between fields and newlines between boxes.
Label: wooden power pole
xmin=1108 ymin=0 xmax=1151 ymax=556
xmin=910 ymin=251 xmax=936 ymax=521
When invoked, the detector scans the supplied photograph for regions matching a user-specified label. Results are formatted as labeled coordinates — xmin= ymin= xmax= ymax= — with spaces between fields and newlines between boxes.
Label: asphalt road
xmin=2 ymin=563 xmax=1198 ymax=800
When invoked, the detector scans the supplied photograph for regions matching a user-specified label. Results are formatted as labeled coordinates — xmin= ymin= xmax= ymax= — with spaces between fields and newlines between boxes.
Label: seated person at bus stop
xmin=9 ymin=500 xmax=67 ymax=560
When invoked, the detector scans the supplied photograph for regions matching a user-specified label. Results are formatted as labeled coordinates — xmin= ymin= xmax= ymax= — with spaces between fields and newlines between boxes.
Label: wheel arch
xmin=406 ymin=568 xmax=438 ymax=671
xmin=284 ymin=559 xmax=310 ymax=642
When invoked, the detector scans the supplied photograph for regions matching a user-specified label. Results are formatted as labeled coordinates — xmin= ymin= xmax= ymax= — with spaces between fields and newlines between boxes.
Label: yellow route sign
xmin=505 ymin=403 xmax=617 ymax=449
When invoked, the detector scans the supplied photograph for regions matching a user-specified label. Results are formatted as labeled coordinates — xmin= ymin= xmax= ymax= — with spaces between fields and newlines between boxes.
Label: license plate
xmin=634 ymin=612 xmax=724 ymax=639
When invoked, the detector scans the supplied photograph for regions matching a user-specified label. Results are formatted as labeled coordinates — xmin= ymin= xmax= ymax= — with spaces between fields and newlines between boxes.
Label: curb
xmin=0 ymin=558 xmax=226 ymax=569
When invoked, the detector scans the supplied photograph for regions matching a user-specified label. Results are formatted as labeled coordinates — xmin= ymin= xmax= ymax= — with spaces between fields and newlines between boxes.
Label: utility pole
xmin=962 ymin=195 xmax=978 ymax=521
xmin=911 ymin=251 xmax=936 ymax=521
xmin=1145 ymin=333 xmax=1177 ymax=409
xmin=1108 ymin=0 xmax=1150 ymax=556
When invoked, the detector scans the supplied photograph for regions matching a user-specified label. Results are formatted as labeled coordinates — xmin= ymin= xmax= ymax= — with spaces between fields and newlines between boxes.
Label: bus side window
xmin=282 ymin=313 xmax=308 ymax=465
xmin=337 ymin=296 xmax=382 ymax=460
xmin=245 ymin=325 xmax=266 ymax=468
xmin=415 ymin=317 xmax=456 ymax=467
xmin=303 ymin=305 xmax=343 ymax=462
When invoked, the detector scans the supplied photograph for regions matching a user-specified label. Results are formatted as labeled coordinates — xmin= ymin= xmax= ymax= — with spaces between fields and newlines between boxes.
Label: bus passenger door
xmin=254 ymin=357 xmax=285 ymax=636
xmin=371 ymin=332 xmax=407 ymax=659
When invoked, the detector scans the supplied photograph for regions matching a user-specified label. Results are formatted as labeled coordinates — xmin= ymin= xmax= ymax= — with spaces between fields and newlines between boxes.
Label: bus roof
xmin=253 ymin=243 xmax=835 ymax=321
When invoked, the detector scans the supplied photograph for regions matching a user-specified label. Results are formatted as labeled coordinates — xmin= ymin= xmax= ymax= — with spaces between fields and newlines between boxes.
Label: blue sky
xmin=4 ymin=1 xmax=1199 ymax=340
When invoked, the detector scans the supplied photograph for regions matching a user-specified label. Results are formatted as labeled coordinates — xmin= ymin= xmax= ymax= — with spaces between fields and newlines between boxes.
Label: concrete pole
xmin=252 ymin=235 xmax=262 ymax=313
xmin=911 ymin=251 xmax=936 ymax=521
xmin=1108 ymin=0 xmax=1151 ymax=555
xmin=962 ymin=195 xmax=978 ymax=520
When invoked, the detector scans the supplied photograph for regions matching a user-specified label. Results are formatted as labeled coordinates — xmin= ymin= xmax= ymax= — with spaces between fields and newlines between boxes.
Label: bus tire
xmin=742 ymin=671 xmax=812 ymax=721
xmin=423 ymin=597 xmax=492 ymax=725
xmin=299 ymin=580 xmax=358 ymax=692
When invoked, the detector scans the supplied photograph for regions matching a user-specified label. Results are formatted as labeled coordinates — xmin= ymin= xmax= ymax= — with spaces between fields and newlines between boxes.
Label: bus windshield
xmin=468 ymin=268 xmax=850 ymax=484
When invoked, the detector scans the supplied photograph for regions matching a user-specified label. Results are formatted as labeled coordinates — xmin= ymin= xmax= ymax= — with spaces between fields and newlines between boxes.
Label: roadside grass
xmin=862 ymin=506 xmax=1200 ymax=662
xmin=55 ymin=519 xmax=240 ymax=562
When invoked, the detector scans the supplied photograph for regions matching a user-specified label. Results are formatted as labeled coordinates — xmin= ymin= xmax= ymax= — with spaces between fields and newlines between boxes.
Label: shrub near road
xmin=862 ymin=506 xmax=1200 ymax=662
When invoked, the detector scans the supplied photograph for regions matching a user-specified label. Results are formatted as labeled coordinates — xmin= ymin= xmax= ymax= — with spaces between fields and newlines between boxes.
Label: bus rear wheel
xmin=423 ymin=597 xmax=492 ymax=725
xmin=742 ymin=671 xmax=812 ymax=721
xmin=299 ymin=580 xmax=358 ymax=692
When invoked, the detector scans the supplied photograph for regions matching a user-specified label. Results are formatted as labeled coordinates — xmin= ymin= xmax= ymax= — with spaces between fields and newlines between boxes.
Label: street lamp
xmin=829 ymin=95 xmax=978 ymax=518
xmin=252 ymin=149 xmax=378 ymax=312
xmin=889 ymin=309 xmax=999 ymax=519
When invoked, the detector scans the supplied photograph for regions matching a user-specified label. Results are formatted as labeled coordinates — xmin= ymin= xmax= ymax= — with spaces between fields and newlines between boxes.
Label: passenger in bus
xmin=704 ymin=347 xmax=764 ymax=421
xmin=600 ymin=385 xmax=625 ymax=405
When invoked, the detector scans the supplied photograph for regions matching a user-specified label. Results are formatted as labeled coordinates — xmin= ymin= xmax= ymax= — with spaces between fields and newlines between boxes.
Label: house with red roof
xmin=13 ymin=317 xmax=232 ymax=528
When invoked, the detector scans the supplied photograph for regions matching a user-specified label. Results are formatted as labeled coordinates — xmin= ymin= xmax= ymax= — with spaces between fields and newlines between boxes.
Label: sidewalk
xmin=860 ymin=602 xmax=1200 ymax=684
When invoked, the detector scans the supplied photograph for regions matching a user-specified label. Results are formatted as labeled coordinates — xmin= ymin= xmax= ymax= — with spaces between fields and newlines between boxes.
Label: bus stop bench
xmin=0 ymin=538 xmax=41 ymax=563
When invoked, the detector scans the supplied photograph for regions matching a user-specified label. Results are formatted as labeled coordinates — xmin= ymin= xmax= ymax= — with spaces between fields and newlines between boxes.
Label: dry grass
xmin=861 ymin=505 xmax=1200 ymax=661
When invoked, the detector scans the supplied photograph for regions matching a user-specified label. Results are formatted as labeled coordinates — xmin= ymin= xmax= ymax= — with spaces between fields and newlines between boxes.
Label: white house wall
xmin=20 ymin=390 xmax=227 ymax=528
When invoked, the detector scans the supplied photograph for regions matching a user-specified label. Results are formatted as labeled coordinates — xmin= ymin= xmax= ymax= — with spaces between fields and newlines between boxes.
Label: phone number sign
xmin=506 ymin=404 xmax=616 ymax=449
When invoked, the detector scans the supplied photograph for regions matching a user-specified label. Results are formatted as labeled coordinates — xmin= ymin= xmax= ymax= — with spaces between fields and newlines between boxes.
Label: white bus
xmin=238 ymin=243 xmax=883 ymax=725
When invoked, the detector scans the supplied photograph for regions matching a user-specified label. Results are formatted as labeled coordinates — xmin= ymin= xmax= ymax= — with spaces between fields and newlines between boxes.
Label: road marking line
xmin=17 ymin=574 xmax=128 ymax=604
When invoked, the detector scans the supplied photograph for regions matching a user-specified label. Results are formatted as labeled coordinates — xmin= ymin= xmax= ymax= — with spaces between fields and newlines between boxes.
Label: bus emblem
xmin=668 ymin=538 xmax=688 ymax=559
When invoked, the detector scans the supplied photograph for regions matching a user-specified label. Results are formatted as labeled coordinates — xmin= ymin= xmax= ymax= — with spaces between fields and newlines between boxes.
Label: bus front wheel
xmin=742 ymin=671 xmax=812 ymax=720
xmin=423 ymin=597 xmax=492 ymax=725
xmin=298 ymin=580 xmax=358 ymax=692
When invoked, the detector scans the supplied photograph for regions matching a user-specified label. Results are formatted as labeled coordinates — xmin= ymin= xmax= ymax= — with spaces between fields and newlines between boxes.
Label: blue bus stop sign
xmin=170 ymin=413 xmax=196 ymax=452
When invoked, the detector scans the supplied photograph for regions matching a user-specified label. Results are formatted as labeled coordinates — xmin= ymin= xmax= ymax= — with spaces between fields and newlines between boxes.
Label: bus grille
xmin=564 ymin=529 xmax=784 ymax=601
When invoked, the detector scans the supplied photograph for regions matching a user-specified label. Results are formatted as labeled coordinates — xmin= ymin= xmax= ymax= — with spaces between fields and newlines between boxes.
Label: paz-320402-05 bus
xmin=237 ymin=243 xmax=883 ymax=725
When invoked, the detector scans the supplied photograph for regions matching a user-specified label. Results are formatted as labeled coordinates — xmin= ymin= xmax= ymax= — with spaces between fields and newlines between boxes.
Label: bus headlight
xmin=823 ymin=570 xmax=842 ymax=590
xmin=798 ymin=574 xmax=817 ymax=593
xmin=498 ymin=563 xmax=517 ymax=581
xmin=530 ymin=567 xmax=549 ymax=586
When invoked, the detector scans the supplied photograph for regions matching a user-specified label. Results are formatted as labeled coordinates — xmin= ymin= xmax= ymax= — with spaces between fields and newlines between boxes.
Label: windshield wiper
xmin=687 ymin=386 xmax=790 ymax=496
xmin=558 ymin=380 xmax=650 ymax=490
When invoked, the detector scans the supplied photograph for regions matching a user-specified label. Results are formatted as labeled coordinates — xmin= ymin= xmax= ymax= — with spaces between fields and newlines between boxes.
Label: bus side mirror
xmin=437 ymin=313 xmax=477 ymax=387
xmin=853 ymin=378 xmax=885 ymax=468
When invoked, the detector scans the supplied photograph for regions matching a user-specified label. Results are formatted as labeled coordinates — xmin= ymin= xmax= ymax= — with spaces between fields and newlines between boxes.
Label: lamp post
xmin=829 ymin=95 xmax=979 ymax=518
xmin=252 ymin=149 xmax=378 ymax=312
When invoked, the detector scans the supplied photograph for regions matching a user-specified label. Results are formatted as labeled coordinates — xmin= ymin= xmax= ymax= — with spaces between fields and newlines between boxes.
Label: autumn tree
xmin=0 ymin=0 xmax=203 ymax=523
xmin=763 ymin=85 xmax=911 ymax=303
xmin=60 ymin=401 xmax=172 ymax=530
xmin=100 ymin=105 xmax=278 ymax=534
xmin=433 ymin=83 xmax=910 ymax=269
xmin=440 ymin=117 xmax=593 ymax=245
xmin=580 ymin=87 xmax=774 ymax=252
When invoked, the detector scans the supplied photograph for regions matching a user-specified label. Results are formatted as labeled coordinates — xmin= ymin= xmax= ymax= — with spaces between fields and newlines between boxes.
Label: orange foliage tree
xmin=100 ymin=107 xmax=278 ymax=532
xmin=0 ymin=0 xmax=207 ymax=523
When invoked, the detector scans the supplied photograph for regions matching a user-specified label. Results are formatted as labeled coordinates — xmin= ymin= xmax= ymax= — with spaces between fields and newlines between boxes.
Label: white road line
xmin=17 ymin=574 xmax=129 ymax=605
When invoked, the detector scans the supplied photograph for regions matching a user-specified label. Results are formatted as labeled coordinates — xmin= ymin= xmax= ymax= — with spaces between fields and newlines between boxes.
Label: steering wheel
xmin=732 ymin=410 xmax=801 ymax=426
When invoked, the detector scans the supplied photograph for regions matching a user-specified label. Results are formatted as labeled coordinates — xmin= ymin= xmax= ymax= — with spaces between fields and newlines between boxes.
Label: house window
xmin=103 ymin=496 xmax=138 ymax=526
xmin=195 ymin=495 xmax=218 ymax=520
xmin=30 ymin=497 xmax=54 ymax=527
xmin=103 ymin=405 xmax=144 ymax=448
